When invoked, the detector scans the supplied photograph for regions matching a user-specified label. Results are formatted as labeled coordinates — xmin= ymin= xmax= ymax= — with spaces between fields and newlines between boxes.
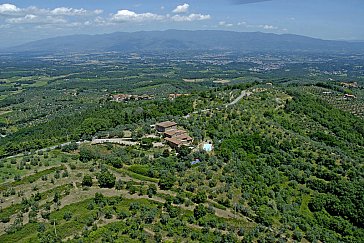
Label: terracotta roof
xmin=113 ymin=94 xmax=131 ymax=99
xmin=164 ymin=129 xmax=187 ymax=137
xmin=165 ymin=137 xmax=183 ymax=145
xmin=176 ymin=134 xmax=193 ymax=141
xmin=156 ymin=121 xmax=177 ymax=128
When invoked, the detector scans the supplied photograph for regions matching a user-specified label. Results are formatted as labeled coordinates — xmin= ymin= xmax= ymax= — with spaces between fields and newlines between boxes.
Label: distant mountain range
xmin=3 ymin=30 xmax=364 ymax=54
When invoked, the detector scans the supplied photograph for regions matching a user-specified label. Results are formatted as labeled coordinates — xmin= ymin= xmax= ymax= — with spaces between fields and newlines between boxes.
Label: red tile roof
xmin=176 ymin=134 xmax=193 ymax=141
xmin=165 ymin=137 xmax=183 ymax=146
xmin=156 ymin=121 xmax=177 ymax=128
xmin=164 ymin=129 xmax=187 ymax=137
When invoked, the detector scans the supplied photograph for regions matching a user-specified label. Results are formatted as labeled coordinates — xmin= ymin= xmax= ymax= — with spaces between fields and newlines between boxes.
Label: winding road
xmin=226 ymin=90 xmax=252 ymax=107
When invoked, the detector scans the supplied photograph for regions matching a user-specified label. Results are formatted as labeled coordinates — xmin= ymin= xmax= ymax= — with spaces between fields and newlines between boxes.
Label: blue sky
xmin=0 ymin=0 xmax=363 ymax=47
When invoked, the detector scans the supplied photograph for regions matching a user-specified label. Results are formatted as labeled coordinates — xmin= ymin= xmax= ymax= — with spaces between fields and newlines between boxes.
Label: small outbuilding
xmin=165 ymin=137 xmax=183 ymax=149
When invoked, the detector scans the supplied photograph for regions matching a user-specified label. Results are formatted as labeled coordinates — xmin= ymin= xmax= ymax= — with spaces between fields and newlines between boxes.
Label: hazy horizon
xmin=0 ymin=0 xmax=363 ymax=47
xmin=5 ymin=29 xmax=364 ymax=49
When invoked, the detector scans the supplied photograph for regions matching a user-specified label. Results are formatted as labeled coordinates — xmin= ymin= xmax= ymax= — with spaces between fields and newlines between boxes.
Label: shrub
xmin=192 ymin=191 xmax=207 ymax=204
xmin=117 ymin=211 xmax=130 ymax=220
xmin=115 ymin=179 xmax=123 ymax=190
xmin=194 ymin=204 xmax=207 ymax=220
xmin=0 ymin=217 xmax=10 ymax=223
xmin=63 ymin=211 xmax=72 ymax=221
xmin=158 ymin=174 xmax=176 ymax=190
xmin=97 ymin=171 xmax=116 ymax=188
xmin=82 ymin=175 xmax=93 ymax=187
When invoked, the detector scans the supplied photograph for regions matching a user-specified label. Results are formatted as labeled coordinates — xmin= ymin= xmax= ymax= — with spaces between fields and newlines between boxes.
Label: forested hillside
xmin=0 ymin=80 xmax=363 ymax=242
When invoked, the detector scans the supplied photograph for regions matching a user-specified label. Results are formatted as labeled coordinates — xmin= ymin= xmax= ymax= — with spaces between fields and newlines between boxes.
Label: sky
xmin=0 ymin=0 xmax=363 ymax=47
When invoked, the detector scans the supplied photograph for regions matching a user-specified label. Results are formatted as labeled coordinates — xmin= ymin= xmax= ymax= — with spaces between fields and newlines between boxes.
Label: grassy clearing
xmin=1 ymin=150 xmax=78 ymax=184
xmin=110 ymin=167 xmax=159 ymax=183
xmin=0 ymin=165 xmax=24 ymax=184
xmin=0 ymin=203 xmax=23 ymax=221
xmin=0 ymin=223 xmax=39 ymax=243
xmin=0 ymin=183 xmax=73 ymax=221
xmin=0 ymin=165 xmax=65 ymax=191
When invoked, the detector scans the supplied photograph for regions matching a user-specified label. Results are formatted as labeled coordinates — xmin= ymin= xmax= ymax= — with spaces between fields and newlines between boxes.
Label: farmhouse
xmin=155 ymin=121 xmax=193 ymax=149
xmin=169 ymin=93 xmax=190 ymax=100
xmin=164 ymin=129 xmax=187 ymax=138
xmin=341 ymin=82 xmax=358 ymax=88
xmin=165 ymin=134 xmax=193 ymax=149
xmin=176 ymin=134 xmax=193 ymax=143
xmin=156 ymin=121 xmax=177 ymax=133
xmin=112 ymin=94 xmax=131 ymax=101
xmin=112 ymin=94 xmax=154 ymax=102
xmin=344 ymin=94 xmax=356 ymax=99
xmin=165 ymin=137 xmax=183 ymax=149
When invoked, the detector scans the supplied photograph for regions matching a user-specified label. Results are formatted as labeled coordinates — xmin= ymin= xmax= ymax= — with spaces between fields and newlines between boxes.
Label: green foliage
xmin=128 ymin=164 xmax=150 ymax=177
xmin=38 ymin=231 xmax=62 ymax=243
xmin=61 ymin=142 xmax=79 ymax=153
xmin=94 ymin=192 xmax=105 ymax=204
xmin=79 ymin=145 xmax=98 ymax=162
xmin=158 ymin=174 xmax=176 ymax=190
xmin=147 ymin=184 xmax=157 ymax=197
xmin=140 ymin=137 xmax=153 ymax=149
xmin=177 ymin=146 xmax=192 ymax=158
xmin=63 ymin=211 xmax=72 ymax=221
xmin=192 ymin=191 xmax=207 ymax=204
xmin=96 ymin=170 xmax=116 ymax=188
xmin=194 ymin=204 xmax=207 ymax=220
xmin=82 ymin=175 xmax=93 ymax=187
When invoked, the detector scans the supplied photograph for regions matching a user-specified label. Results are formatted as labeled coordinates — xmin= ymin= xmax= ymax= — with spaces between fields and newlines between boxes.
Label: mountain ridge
xmin=3 ymin=30 xmax=364 ymax=54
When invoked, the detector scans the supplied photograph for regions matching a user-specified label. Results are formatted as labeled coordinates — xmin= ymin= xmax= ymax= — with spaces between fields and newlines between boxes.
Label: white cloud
xmin=237 ymin=20 xmax=282 ymax=30
xmin=237 ymin=21 xmax=247 ymax=26
xmin=0 ymin=3 xmax=20 ymax=15
xmin=0 ymin=4 xmax=102 ymax=17
xmin=171 ymin=13 xmax=211 ymax=22
xmin=219 ymin=21 xmax=233 ymax=27
xmin=94 ymin=9 xmax=104 ymax=15
xmin=7 ymin=15 xmax=67 ymax=24
xmin=258 ymin=24 xmax=278 ymax=30
xmin=51 ymin=7 xmax=87 ymax=16
xmin=7 ymin=14 xmax=37 ymax=24
xmin=94 ymin=16 xmax=108 ymax=25
xmin=0 ymin=3 xmax=104 ymax=27
xmin=173 ymin=3 xmax=189 ymax=14
xmin=110 ymin=9 xmax=210 ymax=23
xmin=0 ymin=4 xmax=18 ymax=12
xmin=51 ymin=7 xmax=103 ymax=16
xmin=0 ymin=4 xmax=212 ymax=29
xmin=111 ymin=10 xmax=164 ymax=22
